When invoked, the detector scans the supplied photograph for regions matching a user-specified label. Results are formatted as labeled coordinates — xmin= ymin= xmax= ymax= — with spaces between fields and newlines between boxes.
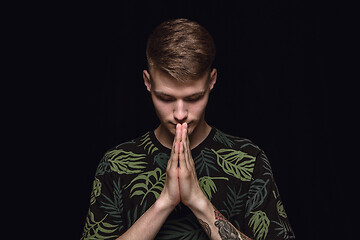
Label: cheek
xmin=153 ymin=100 xmax=172 ymax=118
xmin=189 ymin=99 xmax=208 ymax=118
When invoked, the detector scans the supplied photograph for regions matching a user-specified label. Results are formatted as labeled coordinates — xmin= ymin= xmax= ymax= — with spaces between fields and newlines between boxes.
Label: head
xmin=143 ymin=18 xmax=217 ymax=137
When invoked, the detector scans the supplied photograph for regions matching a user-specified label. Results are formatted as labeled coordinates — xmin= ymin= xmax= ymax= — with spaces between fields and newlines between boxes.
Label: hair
xmin=146 ymin=18 xmax=216 ymax=82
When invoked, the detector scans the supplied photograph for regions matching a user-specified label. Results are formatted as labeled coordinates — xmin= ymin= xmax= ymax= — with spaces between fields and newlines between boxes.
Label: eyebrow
xmin=153 ymin=91 xmax=206 ymax=98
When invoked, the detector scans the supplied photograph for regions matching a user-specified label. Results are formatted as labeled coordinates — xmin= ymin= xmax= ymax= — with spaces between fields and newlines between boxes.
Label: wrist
xmin=187 ymin=195 xmax=212 ymax=216
xmin=156 ymin=194 xmax=178 ymax=213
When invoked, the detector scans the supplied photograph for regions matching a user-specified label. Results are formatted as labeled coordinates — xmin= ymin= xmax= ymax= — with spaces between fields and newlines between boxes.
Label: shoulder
xmin=212 ymin=128 xmax=262 ymax=158
xmin=96 ymin=132 xmax=155 ymax=176
xmin=105 ymin=131 xmax=157 ymax=155
xmin=205 ymin=128 xmax=264 ymax=182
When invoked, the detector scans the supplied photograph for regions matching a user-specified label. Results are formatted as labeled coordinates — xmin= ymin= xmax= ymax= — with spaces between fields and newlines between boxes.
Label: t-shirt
xmin=81 ymin=127 xmax=295 ymax=240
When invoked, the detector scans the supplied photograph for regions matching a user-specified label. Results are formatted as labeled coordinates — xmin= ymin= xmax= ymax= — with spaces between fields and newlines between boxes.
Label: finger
xmin=181 ymin=123 xmax=187 ymax=142
xmin=167 ymin=129 xmax=177 ymax=171
xmin=176 ymin=123 xmax=181 ymax=143
xmin=182 ymin=124 xmax=195 ymax=170
xmin=185 ymin=130 xmax=195 ymax=168
xmin=168 ymin=125 xmax=181 ymax=170
xmin=168 ymin=146 xmax=175 ymax=171
xmin=172 ymin=141 xmax=180 ymax=169
xmin=179 ymin=138 xmax=187 ymax=170
xmin=171 ymin=134 xmax=176 ymax=156
xmin=174 ymin=124 xmax=183 ymax=169
xmin=181 ymin=123 xmax=191 ymax=169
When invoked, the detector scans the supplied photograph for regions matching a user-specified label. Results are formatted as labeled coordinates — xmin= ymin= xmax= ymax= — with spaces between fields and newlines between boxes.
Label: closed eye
xmin=156 ymin=95 xmax=176 ymax=102
xmin=184 ymin=95 xmax=204 ymax=102
xmin=153 ymin=91 xmax=206 ymax=103
xmin=184 ymin=92 xmax=206 ymax=102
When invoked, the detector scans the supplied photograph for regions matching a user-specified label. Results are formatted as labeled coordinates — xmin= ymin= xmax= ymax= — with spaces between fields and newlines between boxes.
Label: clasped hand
xmin=159 ymin=123 xmax=205 ymax=209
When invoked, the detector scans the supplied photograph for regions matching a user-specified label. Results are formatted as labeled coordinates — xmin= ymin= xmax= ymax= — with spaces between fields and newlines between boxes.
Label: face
xmin=143 ymin=68 xmax=217 ymax=137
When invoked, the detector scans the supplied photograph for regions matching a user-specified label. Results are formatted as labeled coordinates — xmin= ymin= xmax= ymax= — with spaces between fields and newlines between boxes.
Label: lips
xmin=169 ymin=122 xmax=191 ymax=132
xmin=171 ymin=122 xmax=191 ymax=127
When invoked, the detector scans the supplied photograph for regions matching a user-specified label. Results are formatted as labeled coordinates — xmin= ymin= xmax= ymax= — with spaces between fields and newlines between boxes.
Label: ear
xmin=209 ymin=68 xmax=217 ymax=91
xmin=143 ymin=70 xmax=152 ymax=92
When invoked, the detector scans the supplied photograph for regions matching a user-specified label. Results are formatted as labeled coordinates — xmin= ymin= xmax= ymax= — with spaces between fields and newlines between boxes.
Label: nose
xmin=173 ymin=100 xmax=188 ymax=123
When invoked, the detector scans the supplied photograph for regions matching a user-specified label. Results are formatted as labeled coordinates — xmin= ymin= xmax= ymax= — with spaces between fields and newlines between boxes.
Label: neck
xmin=154 ymin=120 xmax=211 ymax=150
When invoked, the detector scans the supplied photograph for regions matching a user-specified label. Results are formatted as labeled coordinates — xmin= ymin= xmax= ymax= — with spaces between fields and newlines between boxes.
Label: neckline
xmin=149 ymin=127 xmax=217 ymax=155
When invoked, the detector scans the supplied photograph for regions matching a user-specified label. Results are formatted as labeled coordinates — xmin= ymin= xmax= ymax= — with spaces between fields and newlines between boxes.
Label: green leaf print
xmin=138 ymin=132 xmax=159 ymax=155
xmin=81 ymin=210 xmax=119 ymax=240
xmin=272 ymin=218 xmax=294 ymax=239
xmin=276 ymin=200 xmax=287 ymax=218
xmin=126 ymin=168 xmax=166 ymax=205
xmin=221 ymin=185 xmax=247 ymax=219
xmin=211 ymin=148 xmax=256 ymax=181
xmin=245 ymin=179 xmax=269 ymax=217
xmin=259 ymin=152 xmax=272 ymax=177
xmin=127 ymin=200 xmax=148 ymax=228
xmin=95 ymin=156 xmax=111 ymax=176
xmin=198 ymin=176 xmax=228 ymax=200
xmin=153 ymin=152 xmax=169 ymax=171
xmin=248 ymin=210 xmax=270 ymax=240
xmin=90 ymin=177 xmax=102 ymax=205
xmin=106 ymin=149 xmax=147 ymax=174
xmin=156 ymin=214 xmax=207 ymax=240
xmin=194 ymin=148 xmax=219 ymax=176
xmin=100 ymin=178 xmax=124 ymax=224
xmin=213 ymin=130 xmax=235 ymax=148
xmin=235 ymin=138 xmax=260 ymax=151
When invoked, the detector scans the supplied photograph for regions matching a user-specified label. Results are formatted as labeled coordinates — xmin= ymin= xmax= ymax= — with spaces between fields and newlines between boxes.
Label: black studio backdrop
xmin=44 ymin=1 xmax=351 ymax=239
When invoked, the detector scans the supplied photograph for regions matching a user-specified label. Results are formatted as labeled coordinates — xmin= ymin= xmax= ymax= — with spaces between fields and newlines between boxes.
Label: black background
xmin=18 ymin=1 xmax=354 ymax=239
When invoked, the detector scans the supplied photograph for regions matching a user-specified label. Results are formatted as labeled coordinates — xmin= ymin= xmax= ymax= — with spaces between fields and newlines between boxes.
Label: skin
xmin=143 ymin=67 xmax=217 ymax=150
xmin=116 ymin=68 xmax=251 ymax=240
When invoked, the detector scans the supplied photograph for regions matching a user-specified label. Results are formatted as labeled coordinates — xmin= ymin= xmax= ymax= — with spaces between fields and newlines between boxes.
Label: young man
xmin=82 ymin=18 xmax=295 ymax=240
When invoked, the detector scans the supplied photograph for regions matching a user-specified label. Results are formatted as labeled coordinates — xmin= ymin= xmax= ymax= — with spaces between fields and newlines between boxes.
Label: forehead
xmin=150 ymin=69 xmax=209 ymax=95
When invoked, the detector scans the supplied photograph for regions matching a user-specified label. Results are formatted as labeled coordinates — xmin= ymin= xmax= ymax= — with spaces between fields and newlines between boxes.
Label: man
xmin=81 ymin=18 xmax=295 ymax=240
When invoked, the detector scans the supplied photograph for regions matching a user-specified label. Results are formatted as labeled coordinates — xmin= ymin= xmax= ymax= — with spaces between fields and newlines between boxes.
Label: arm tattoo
xmin=214 ymin=208 xmax=251 ymax=240
xmin=198 ymin=218 xmax=211 ymax=237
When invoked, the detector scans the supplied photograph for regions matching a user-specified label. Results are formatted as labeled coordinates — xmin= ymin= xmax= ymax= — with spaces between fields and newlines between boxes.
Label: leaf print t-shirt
xmin=81 ymin=128 xmax=295 ymax=240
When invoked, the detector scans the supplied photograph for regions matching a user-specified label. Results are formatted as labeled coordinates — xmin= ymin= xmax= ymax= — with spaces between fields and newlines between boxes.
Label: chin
xmin=168 ymin=126 xmax=177 ymax=136
xmin=186 ymin=124 xmax=195 ymax=136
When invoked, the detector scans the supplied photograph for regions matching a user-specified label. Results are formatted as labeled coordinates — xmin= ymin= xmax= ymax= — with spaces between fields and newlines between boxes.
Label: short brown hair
xmin=146 ymin=18 xmax=216 ymax=82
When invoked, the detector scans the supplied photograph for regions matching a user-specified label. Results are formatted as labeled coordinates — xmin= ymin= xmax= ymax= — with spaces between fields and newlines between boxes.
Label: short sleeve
xmin=81 ymin=155 xmax=125 ymax=240
xmin=243 ymin=151 xmax=295 ymax=240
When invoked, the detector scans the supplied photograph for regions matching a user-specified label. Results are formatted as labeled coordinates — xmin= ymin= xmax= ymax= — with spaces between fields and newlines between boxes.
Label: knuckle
xmin=167 ymin=167 xmax=176 ymax=176
xmin=181 ymin=169 xmax=191 ymax=178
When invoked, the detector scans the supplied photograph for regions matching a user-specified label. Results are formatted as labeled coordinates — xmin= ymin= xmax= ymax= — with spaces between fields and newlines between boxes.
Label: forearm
xmin=189 ymin=197 xmax=252 ymax=240
xmin=116 ymin=198 xmax=174 ymax=240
